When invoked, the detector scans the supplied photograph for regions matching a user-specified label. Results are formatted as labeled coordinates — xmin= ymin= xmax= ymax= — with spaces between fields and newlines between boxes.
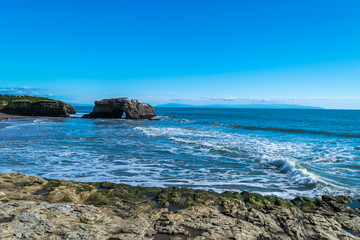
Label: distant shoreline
xmin=155 ymin=103 xmax=325 ymax=109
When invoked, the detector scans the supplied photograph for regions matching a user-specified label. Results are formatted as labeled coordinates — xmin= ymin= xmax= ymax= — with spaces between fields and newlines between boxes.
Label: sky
xmin=0 ymin=0 xmax=360 ymax=109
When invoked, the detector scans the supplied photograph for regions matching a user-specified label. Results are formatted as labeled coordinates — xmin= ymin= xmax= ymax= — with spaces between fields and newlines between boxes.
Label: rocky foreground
xmin=0 ymin=173 xmax=359 ymax=240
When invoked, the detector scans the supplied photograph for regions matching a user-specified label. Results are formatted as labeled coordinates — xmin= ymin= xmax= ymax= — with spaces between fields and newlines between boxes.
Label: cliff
xmin=0 ymin=95 xmax=75 ymax=117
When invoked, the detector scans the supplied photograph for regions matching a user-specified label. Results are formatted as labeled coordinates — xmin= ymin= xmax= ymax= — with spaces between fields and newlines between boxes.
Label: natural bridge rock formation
xmin=83 ymin=97 xmax=156 ymax=120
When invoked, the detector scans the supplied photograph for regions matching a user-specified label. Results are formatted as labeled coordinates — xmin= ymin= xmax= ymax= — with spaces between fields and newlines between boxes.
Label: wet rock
xmin=83 ymin=97 xmax=156 ymax=119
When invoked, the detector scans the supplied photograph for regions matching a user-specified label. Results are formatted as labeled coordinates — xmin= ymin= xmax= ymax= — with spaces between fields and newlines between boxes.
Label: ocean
xmin=0 ymin=107 xmax=359 ymax=199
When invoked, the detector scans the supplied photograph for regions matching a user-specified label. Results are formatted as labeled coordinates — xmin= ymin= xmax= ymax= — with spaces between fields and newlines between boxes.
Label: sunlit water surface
xmin=1 ymin=107 xmax=360 ymax=199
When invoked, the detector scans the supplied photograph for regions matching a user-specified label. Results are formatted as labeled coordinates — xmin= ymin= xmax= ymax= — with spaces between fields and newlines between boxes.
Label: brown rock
xmin=83 ymin=97 xmax=156 ymax=120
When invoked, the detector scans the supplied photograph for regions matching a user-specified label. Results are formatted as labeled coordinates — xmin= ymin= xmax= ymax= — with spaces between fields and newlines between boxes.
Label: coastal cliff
xmin=0 ymin=173 xmax=359 ymax=239
xmin=0 ymin=95 xmax=75 ymax=117
xmin=0 ymin=101 xmax=7 ymax=110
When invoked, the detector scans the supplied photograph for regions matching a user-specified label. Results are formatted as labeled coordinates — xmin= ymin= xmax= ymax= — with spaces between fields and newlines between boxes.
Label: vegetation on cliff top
xmin=0 ymin=96 xmax=50 ymax=102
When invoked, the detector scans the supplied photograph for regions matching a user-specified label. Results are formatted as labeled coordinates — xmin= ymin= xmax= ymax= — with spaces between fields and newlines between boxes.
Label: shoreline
xmin=0 ymin=113 xmax=33 ymax=121
xmin=0 ymin=113 xmax=71 ymax=122
xmin=1 ymin=172 xmax=359 ymax=239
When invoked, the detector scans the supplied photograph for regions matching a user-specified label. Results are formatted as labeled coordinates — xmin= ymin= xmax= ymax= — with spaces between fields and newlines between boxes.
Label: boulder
xmin=83 ymin=98 xmax=156 ymax=120
xmin=0 ymin=100 xmax=76 ymax=117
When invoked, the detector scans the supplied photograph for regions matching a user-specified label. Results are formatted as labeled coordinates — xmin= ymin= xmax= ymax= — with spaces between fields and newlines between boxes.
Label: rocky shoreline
xmin=0 ymin=173 xmax=359 ymax=239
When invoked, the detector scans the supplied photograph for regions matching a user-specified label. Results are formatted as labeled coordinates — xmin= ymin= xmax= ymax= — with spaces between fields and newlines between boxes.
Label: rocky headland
xmin=0 ymin=173 xmax=359 ymax=239
xmin=0 ymin=95 xmax=76 ymax=117
xmin=83 ymin=97 xmax=156 ymax=120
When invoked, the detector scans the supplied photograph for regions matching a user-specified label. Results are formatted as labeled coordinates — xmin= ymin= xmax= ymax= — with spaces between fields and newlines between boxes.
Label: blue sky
xmin=0 ymin=0 xmax=360 ymax=108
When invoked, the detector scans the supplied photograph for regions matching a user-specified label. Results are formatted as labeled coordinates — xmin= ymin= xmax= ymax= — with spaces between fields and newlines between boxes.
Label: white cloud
xmin=210 ymin=97 xmax=239 ymax=102
xmin=0 ymin=87 xmax=63 ymax=100
xmin=0 ymin=87 xmax=40 ymax=95
xmin=209 ymin=97 xmax=294 ymax=104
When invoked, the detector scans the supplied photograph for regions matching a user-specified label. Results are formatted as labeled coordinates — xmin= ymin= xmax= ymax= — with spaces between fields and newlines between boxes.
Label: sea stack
xmin=83 ymin=97 xmax=156 ymax=120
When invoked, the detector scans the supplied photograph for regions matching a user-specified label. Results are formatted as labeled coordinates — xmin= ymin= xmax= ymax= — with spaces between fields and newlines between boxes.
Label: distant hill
xmin=70 ymin=103 xmax=94 ymax=107
xmin=155 ymin=103 xmax=324 ymax=109
xmin=155 ymin=103 xmax=196 ymax=108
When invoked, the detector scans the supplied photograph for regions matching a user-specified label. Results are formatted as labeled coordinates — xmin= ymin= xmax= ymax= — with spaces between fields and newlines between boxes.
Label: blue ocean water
xmin=1 ymin=107 xmax=360 ymax=199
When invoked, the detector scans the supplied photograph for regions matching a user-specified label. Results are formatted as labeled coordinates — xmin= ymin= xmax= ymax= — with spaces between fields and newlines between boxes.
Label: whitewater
xmin=0 ymin=107 xmax=359 ymax=199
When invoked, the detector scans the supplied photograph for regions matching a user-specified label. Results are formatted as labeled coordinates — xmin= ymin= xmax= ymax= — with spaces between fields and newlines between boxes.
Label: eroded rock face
xmin=83 ymin=97 xmax=156 ymax=120
xmin=0 ymin=101 xmax=7 ymax=110
xmin=0 ymin=100 xmax=76 ymax=117
xmin=1 ymin=173 xmax=360 ymax=240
